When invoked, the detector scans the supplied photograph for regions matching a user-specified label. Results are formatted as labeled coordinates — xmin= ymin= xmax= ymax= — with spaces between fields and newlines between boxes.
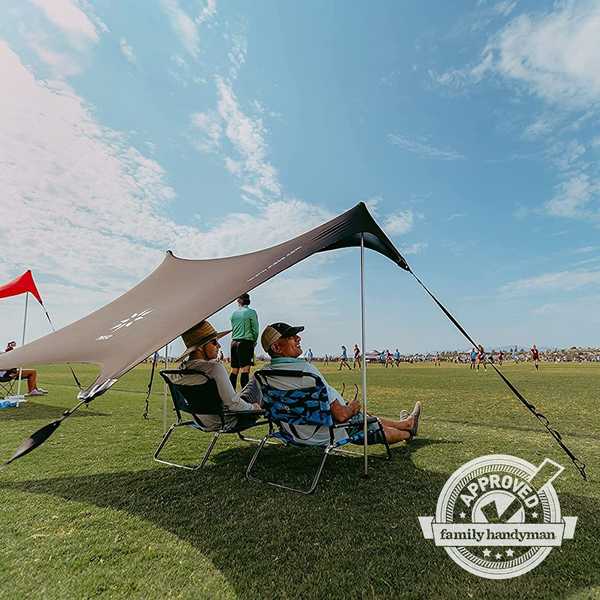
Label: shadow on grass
xmin=2 ymin=438 xmax=597 ymax=600
xmin=0 ymin=402 xmax=108 ymax=422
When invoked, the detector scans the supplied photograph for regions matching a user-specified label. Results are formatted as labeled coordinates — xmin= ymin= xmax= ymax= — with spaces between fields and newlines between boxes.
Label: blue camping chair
xmin=246 ymin=369 xmax=391 ymax=494
xmin=154 ymin=369 xmax=267 ymax=470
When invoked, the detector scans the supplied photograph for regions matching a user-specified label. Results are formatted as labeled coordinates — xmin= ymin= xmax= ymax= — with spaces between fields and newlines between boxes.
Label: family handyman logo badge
xmin=96 ymin=309 xmax=154 ymax=341
xmin=418 ymin=454 xmax=577 ymax=579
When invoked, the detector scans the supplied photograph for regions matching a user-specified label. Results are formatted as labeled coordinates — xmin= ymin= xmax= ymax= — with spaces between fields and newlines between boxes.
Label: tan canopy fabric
xmin=0 ymin=203 xmax=408 ymax=400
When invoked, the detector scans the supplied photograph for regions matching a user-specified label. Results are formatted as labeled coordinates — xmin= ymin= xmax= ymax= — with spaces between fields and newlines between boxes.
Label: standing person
xmin=353 ymin=344 xmax=361 ymax=369
xmin=385 ymin=350 xmax=394 ymax=368
xmin=531 ymin=344 xmax=540 ymax=371
xmin=339 ymin=345 xmax=351 ymax=370
xmin=498 ymin=350 xmax=504 ymax=366
xmin=470 ymin=348 xmax=477 ymax=370
xmin=476 ymin=344 xmax=487 ymax=371
xmin=305 ymin=348 xmax=313 ymax=363
xmin=394 ymin=348 xmax=401 ymax=366
xmin=229 ymin=293 xmax=259 ymax=390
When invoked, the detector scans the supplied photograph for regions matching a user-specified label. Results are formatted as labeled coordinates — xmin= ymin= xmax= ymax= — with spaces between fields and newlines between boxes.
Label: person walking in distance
xmin=353 ymin=344 xmax=361 ymax=369
xmin=229 ymin=293 xmax=259 ymax=390
xmin=339 ymin=345 xmax=352 ymax=370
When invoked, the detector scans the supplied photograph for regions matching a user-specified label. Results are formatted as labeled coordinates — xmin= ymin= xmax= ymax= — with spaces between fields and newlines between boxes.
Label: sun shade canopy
xmin=0 ymin=203 xmax=408 ymax=399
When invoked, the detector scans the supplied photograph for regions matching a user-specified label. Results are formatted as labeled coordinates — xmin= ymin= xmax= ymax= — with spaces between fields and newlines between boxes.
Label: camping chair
xmin=0 ymin=370 xmax=17 ymax=399
xmin=154 ymin=369 xmax=267 ymax=470
xmin=246 ymin=369 xmax=391 ymax=494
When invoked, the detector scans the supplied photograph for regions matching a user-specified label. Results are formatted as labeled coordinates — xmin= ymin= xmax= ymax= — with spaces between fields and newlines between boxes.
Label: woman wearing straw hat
xmin=173 ymin=320 xmax=261 ymax=431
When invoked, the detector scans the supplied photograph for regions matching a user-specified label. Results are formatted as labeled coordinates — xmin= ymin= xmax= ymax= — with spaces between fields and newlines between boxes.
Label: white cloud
xmin=190 ymin=110 xmax=222 ymax=153
xmin=214 ymin=77 xmax=282 ymax=203
xmin=494 ymin=1 xmax=517 ymax=17
xmin=0 ymin=43 xmax=336 ymax=340
xmin=388 ymin=133 xmax=465 ymax=160
xmin=400 ymin=242 xmax=428 ymax=255
xmin=545 ymin=173 xmax=598 ymax=217
xmin=30 ymin=0 xmax=100 ymax=45
xmin=119 ymin=38 xmax=136 ymax=64
xmin=483 ymin=0 xmax=600 ymax=107
xmin=196 ymin=0 xmax=217 ymax=25
xmin=500 ymin=268 xmax=600 ymax=295
xmin=383 ymin=210 xmax=414 ymax=235
xmin=160 ymin=0 xmax=199 ymax=58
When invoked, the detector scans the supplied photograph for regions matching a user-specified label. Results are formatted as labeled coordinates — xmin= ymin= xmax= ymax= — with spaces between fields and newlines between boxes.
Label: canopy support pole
xmin=16 ymin=292 xmax=29 ymax=398
xmin=163 ymin=344 xmax=169 ymax=434
xmin=360 ymin=234 xmax=368 ymax=477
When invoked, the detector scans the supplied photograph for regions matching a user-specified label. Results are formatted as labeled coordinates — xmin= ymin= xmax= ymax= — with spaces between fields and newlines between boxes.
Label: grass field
xmin=1 ymin=361 xmax=599 ymax=599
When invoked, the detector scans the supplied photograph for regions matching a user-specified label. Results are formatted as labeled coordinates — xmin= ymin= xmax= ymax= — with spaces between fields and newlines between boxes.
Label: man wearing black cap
xmin=254 ymin=322 xmax=421 ymax=447
xmin=229 ymin=293 xmax=259 ymax=390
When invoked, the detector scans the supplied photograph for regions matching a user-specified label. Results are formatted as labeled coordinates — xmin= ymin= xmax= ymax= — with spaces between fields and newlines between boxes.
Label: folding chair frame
xmin=153 ymin=369 xmax=267 ymax=470
xmin=245 ymin=369 xmax=392 ymax=495
xmin=0 ymin=373 xmax=17 ymax=399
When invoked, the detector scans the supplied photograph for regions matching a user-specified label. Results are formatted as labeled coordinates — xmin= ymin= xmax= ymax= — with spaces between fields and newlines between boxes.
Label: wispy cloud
xmin=119 ymin=38 xmax=136 ymax=64
xmin=545 ymin=173 xmax=599 ymax=218
xmin=30 ymin=0 xmax=100 ymax=45
xmin=383 ymin=211 xmax=414 ymax=235
xmin=388 ymin=133 xmax=465 ymax=160
xmin=191 ymin=77 xmax=282 ymax=204
xmin=0 ymin=43 xmax=333 ymax=335
xmin=500 ymin=268 xmax=600 ymax=295
xmin=160 ymin=0 xmax=200 ymax=58
xmin=483 ymin=1 xmax=600 ymax=108
xmin=400 ymin=242 xmax=428 ymax=255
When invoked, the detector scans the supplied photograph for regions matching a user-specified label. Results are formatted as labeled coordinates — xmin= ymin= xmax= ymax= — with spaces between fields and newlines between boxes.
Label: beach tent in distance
xmin=0 ymin=203 xmax=586 ymax=480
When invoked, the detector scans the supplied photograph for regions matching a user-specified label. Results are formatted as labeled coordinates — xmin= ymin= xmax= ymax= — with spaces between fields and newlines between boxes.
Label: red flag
xmin=0 ymin=271 xmax=43 ymax=305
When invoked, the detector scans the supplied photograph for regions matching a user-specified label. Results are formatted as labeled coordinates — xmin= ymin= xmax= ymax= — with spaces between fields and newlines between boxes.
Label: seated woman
xmin=1 ymin=341 xmax=47 ymax=396
xmin=172 ymin=320 xmax=261 ymax=431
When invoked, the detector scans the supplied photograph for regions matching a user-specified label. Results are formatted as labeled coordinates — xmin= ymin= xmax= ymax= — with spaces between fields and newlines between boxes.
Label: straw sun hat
xmin=176 ymin=320 xmax=231 ymax=361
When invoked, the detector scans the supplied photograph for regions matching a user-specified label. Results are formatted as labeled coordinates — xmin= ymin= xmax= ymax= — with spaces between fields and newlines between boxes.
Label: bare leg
xmin=20 ymin=369 xmax=37 ymax=393
xmin=379 ymin=415 xmax=414 ymax=431
xmin=381 ymin=426 xmax=411 ymax=443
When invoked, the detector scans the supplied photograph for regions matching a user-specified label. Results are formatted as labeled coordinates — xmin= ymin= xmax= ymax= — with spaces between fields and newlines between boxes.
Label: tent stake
xmin=360 ymin=234 xmax=368 ymax=477
xmin=16 ymin=292 xmax=29 ymax=398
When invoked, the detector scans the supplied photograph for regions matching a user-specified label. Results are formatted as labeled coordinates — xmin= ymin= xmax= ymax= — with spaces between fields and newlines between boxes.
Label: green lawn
xmin=1 ymin=362 xmax=599 ymax=599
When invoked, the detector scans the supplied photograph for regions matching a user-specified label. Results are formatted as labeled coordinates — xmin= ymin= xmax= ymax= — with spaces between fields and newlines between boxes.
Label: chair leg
xmin=199 ymin=432 xmax=221 ymax=468
xmin=154 ymin=425 xmax=220 ymax=470
xmin=246 ymin=437 xmax=331 ymax=495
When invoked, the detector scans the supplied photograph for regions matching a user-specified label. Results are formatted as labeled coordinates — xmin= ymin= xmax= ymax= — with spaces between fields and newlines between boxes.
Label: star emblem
xmin=495 ymin=553 xmax=502 ymax=560
xmin=506 ymin=549 xmax=514 ymax=557
xmin=482 ymin=549 xmax=491 ymax=558
xmin=531 ymin=511 xmax=538 ymax=519
xmin=459 ymin=512 xmax=466 ymax=519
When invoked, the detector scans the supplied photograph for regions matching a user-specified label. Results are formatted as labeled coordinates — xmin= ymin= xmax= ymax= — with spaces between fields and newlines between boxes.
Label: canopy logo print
xmin=96 ymin=309 xmax=154 ymax=341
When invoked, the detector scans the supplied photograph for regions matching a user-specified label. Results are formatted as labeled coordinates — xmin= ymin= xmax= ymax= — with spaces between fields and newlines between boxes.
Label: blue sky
xmin=1 ymin=0 xmax=599 ymax=357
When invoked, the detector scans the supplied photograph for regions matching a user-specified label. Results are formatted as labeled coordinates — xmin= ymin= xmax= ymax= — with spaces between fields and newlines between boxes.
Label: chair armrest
xmin=222 ymin=409 xmax=266 ymax=416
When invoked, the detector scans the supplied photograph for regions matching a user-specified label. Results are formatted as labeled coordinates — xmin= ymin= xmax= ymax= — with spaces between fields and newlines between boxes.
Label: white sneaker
xmin=27 ymin=389 xmax=45 ymax=396
xmin=37 ymin=387 xmax=49 ymax=394
xmin=399 ymin=409 xmax=409 ymax=421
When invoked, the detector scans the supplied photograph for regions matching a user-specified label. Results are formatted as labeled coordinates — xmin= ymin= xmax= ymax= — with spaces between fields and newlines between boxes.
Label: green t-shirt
xmin=230 ymin=306 xmax=259 ymax=342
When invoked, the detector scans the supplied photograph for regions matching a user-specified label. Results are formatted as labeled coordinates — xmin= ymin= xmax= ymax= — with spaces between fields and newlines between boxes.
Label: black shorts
xmin=230 ymin=339 xmax=255 ymax=369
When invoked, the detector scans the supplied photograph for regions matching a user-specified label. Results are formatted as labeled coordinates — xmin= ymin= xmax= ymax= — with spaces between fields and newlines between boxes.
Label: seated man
xmin=245 ymin=322 xmax=421 ymax=446
xmin=172 ymin=320 xmax=261 ymax=431
xmin=1 ymin=341 xmax=47 ymax=396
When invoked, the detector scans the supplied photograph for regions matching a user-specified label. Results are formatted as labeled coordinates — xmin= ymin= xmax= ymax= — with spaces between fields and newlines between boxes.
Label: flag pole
xmin=360 ymin=234 xmax=368 ymax=477
xmin=16 ymin=292 xmax=29 ymax=397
